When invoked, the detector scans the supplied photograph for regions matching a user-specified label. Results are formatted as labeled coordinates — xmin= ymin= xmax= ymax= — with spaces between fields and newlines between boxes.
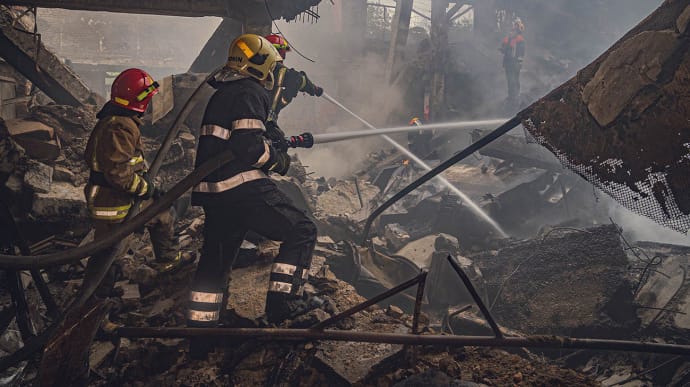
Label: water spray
xmin=320 ymin=92 xmax=509 ymax=238
xmin=312 ymin=119 xmax=508 ymax=144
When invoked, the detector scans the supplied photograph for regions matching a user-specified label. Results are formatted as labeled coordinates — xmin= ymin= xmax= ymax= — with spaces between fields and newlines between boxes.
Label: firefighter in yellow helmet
xmin=187 ymin=34 xmax=319 ymax=359
xmin=83 ymin=68 xmax=190 ymax=298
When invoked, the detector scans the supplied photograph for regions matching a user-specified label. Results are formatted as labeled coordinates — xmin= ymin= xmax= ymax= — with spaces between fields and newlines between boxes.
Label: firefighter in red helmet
xmin=83 ymin=68 xmax=189 ymax=297
xmin=262 ymin=34 xmax=323 ymax=154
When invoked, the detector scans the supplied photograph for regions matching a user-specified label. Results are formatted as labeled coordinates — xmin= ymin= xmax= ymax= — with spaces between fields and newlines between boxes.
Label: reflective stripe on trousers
xmin=267 ymin=262 xmax=309 ymax=296
xmin=187 ymin=290 xmax=224 ymax=323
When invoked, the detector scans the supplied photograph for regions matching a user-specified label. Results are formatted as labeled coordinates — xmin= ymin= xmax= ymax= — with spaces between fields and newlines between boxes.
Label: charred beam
xmin=0 ymin=8 xmax=102 ymax=106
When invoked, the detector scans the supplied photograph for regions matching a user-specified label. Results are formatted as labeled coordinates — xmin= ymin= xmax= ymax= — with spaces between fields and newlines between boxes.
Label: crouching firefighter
xmin=187 ymin=34 xmax=318 ymax=359
xmin=84 ymin=68 xmax=188 ymax=296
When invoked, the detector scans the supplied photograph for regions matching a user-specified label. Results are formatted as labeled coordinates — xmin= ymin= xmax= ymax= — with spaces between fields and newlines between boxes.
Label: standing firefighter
xmin=264 ymin=33 xmax=323 ymax=122
xmin=187 ymin=34 xmax=317 ymax=359
xmin=407 ymin=116 xmax=434 ymax=158
xmin=84 ymin=68 xmax=185 ymax=296
xmin=500 ymin=18 xmax=525 ymax=103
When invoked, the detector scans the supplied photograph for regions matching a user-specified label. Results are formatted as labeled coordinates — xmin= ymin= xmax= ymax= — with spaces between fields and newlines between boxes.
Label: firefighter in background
xmin=407 ymin=116 xmax=434 ymax=158
xmin=83 ymin=68 xmax=186 ymax=296
xmin=265 ymin=33 xmax=323 ymax=122
xmin=187 ymin=34 xmax=317 ymax=359
xmin=262 ymin=34 xmax=323 ymax=149
xmin=500 ymin=18 xmax=525 ymax=102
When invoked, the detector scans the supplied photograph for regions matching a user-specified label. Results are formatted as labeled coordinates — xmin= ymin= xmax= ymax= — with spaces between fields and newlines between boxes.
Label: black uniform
xmin=268 ymin=62 xmax=321 ymax=122
xmin=188 ymin=77 xmax=317 ymax=346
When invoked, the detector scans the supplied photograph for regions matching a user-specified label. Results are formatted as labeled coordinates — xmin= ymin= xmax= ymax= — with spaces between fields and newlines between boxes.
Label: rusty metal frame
xmin=113 ymin=256 xmax=690 ymax=357
xmin=312 ymin=271 xmax=428 ymax=330
xmin=446 ymin=255 xmax=503 ymax=338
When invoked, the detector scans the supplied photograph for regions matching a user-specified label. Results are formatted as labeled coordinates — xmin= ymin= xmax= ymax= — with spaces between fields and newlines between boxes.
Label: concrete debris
xmin=5 ymin=118 xmax=61 ymax=161
xmin=472 ymin=225 xmax=637 ymax=336
xmin=386 ymin=305 xmax=404 ymax=319
xmin=52 ymin=165 xmax=75 ymax=183
xmin=31 ymin=181 xmax=87 ymax=219
xmin=384 ymin=223 xmax=411 ymax=251
xmin=23 ymin=159 xmax=52 ymax=193
xmin=1 ymin=3 xmax=688 ymax=385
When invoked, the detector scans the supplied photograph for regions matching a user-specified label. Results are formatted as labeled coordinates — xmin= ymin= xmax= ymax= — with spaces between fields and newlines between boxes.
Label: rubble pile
xmin=470 ymin=225 xmax=638 ymax=337
xmin=5 ymin=103 xmax=690 ymax=385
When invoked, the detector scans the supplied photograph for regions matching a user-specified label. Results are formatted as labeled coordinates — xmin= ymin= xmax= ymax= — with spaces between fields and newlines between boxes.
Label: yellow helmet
xmin=226 ymin=34 xmax=282 ymax=90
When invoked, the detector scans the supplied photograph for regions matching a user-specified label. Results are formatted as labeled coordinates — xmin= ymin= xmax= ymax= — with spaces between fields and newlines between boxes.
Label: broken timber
xmin=0 ymin=7 xmax=102 ymax=106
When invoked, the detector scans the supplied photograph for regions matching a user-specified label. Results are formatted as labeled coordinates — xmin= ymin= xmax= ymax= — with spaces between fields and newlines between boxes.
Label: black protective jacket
xmin=192 ymin=78 xmax=289 ymax=207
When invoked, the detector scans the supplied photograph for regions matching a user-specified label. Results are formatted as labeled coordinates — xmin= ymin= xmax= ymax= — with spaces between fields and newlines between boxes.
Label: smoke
xmin=275 ymin=4 xmax=409 ymax=179
xmin=605 ymin=194 xmax=690 ymax=246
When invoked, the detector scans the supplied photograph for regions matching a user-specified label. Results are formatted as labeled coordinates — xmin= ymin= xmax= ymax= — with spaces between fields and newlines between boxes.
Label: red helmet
xmin=111 ymin=68 xmax=159 ymax=113
xmin=265 ymin=34 xmax=290 ymax=59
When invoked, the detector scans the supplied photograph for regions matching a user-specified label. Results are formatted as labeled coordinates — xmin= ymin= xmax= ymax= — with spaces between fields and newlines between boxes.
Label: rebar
xmin=312 ymin=272 xmax=426 ymax=330
xmin=447 ymin=255 xmax=503 ymax=338
xmin=411 ymin=271 xmax=428 ymax=335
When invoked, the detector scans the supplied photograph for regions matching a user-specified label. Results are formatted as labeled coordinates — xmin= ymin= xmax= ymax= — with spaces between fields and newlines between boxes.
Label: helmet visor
xmin=136 ymin=81 xmax=160 ymax=102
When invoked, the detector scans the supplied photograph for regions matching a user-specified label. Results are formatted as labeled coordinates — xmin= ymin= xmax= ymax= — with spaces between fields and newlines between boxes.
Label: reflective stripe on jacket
xmin=83 ymin=115 xmax=147 ymax=221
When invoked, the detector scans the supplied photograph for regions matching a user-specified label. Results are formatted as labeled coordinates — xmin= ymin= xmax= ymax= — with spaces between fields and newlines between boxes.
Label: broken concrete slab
xmin=384 ymin=223 xmax=411 ymax=251
xmin=52 ymin=166 xmax=75 ymax=183
xmin=394 ymin=234 xmax=439 ymax=269
xmin=31 ymin=182 xmax=87 ymax=219
xmin=582 ymin=30 xmax=681 ymax=126
xmin=472 ymin=225 xmax=638 ymax=336
xmin=633 ymin=242 xmax=690 ymax=331
xmin=6 ymin=119 xmax=61 ymax=162
xmin=23 ymin=159 xmax=53 ymax=193
xmin=89 ymin=341 xmax=115 ymax=370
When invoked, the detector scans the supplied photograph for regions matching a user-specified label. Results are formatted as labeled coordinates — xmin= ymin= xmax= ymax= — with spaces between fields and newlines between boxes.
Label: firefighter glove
xmin=138 ymin=174 xmax=157 ymax=200
xmin=262 ymin=150 xmax=291 ymax=176
xmin=271 ymin=138 xmax=289 ymax=153
xmin=300 ymin=71 xmax=321 ymax=97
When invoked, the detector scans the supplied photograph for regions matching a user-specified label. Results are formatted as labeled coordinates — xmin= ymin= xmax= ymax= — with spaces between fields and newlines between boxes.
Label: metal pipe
xmin=312 ymin=119 xmax=507 ymax=144
xmin=115 ymin=327 xmax=690 ymax=356
xmin=361 ymin=116 xmax=521 ymax=243
xmin=447 ymin=255 xmax=503 ymax=339
xmin=312 ymin=272 xmax=426 ymax=330
xmin=411 ymin=271 xmax=428 ymax=335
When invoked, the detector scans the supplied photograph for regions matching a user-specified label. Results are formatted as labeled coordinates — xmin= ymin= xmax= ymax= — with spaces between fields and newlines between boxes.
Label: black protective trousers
xmin=187 ymin=181 xmax=317 ymax=327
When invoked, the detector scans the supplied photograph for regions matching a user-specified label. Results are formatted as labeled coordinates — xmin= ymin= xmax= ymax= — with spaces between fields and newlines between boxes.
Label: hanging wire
xmin=263 ymin=0 xmax=316 ymax=63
